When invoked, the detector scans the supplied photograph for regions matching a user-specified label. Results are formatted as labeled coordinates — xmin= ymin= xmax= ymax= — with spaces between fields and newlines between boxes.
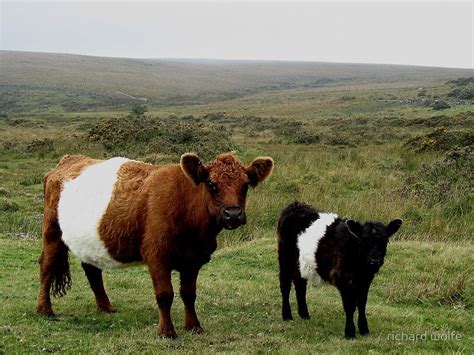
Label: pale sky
xmin=1 ymin=1 xmax=473 ymax=68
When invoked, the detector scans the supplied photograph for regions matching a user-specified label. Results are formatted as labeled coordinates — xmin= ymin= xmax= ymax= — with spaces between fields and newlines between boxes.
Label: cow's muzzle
xmin=220 ymin=205 xmax=246 ymax=230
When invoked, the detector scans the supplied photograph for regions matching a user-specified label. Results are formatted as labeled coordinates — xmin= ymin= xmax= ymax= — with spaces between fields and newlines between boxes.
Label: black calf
xmin=277 ymin=201 xmax=402 ymax=339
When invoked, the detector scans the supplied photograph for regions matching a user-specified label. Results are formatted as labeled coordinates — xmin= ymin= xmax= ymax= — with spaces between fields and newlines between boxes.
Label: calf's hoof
xmin=298 ymin=311 xmax=311 ymax=320
xmin=282 ymin=314 xmax=293 ymax=321
xmin=345 ymin=329 xmax=356 ymax=339
xmin=359 ymin=329 xmax=370 ymax=336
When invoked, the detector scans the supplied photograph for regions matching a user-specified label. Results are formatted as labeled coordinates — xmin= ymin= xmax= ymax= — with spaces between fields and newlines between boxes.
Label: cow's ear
xmin=180 ymin=153 xmax=209 ymax=185
xmin=245 ymin=157 xmax=274 ymax=187
xmin=346 ymin=219 xmax=362 ymax=238
xmin=387 ymin=219 xmax=403 ymax=237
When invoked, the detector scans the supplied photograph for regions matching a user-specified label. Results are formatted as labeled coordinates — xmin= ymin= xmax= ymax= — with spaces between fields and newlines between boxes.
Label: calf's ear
xmin=180 ymin=153 xmax=209 ymax=185
xmin=387 ymin=219 xmax=403 ymax=237
xmin=245 ymin=157 xmax=274 ymax=187
xmin=346 ymin=220 xmax=363 ymax=238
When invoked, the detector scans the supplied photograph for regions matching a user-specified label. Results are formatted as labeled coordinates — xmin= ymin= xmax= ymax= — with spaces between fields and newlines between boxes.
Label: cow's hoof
xmin=37 ymin=305 xmax=55 ymax=317
xmin=160 ymin=328 xmax=178 ymax=339
xmin=186 ymin=325 xmax=205 ymax=334
xmin=360 ymin=329 xmax=370 ymax=336
xmin=98 ymin=304 xmax=117 ymax=314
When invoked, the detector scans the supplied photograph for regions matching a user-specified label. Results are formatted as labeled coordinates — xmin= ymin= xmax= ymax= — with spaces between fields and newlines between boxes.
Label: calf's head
xmin=346 ymin=219 xmax=402 ymax=270
xmin=181 ymin=152 xmax=274 ymax=230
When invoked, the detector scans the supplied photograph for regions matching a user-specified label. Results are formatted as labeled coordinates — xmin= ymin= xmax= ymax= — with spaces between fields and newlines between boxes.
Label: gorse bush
xmin=404 ymin=126 xmax=474 ymax=152
xmin=88 ymin=114 xmax=236 ymax=161
xmin=447 ymin=77 xmax=474 ymax=86
xmin=447 ymin=87 xmax=474 ymax=100
xmin=398 ymin=146 xmax=473 ymax=208
xmin=202 ymin=113 xmax=319 ymax=144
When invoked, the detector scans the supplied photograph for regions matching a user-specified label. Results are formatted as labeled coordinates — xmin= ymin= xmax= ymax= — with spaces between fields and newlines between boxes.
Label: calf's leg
xmin=81 ymin=262 xmax=116 ymax=313
xmin=180 ymin=268 xmax=204 ymax=333
xmin=340 ymin=287 xmax=357 ymax=339
xmin=357 ymin=285 xmax=370 ymax=335
xmin=293 ymin=275 xmax=310 ymax=319
xmin=280 ymin=265 xmax=293 ymax=320
xmin=149 ymin=263 xmax=177 ymax=338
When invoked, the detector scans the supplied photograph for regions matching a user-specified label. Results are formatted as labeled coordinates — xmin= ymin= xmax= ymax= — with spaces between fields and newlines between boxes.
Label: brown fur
xmin=37 ymin=152 xmax=273 ymax=338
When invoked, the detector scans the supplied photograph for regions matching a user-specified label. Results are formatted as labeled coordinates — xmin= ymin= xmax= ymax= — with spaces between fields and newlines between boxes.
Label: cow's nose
xmin=223 ymin=206 xmax=243 ymax=221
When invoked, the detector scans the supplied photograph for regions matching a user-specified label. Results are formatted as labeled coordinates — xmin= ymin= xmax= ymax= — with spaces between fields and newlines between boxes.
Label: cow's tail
xmin=48 ymin=240 xmax=72 ymax=298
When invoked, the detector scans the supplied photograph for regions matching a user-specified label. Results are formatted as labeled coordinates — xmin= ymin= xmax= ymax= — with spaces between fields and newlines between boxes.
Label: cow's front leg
xmin=149 ymin=264 xmax=177 ymax=338
xmin=340 ymin=286 xmax=357 ymax=339
xmin=357 ymin=284 xmax=370 ymax=336
xmin=180 ymin=268 xmax=204 ymax=334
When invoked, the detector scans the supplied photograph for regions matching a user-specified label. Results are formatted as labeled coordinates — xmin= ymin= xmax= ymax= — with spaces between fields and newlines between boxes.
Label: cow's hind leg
xmin=37 ymin=222 xmax=71 ymax=317
xmin=278 ymin=242 xmax=295 ymax=321
xmin=81 ymin=262 xmax=116 ymax=313
xmin=279 ymin=263 xmax=294 ymax=320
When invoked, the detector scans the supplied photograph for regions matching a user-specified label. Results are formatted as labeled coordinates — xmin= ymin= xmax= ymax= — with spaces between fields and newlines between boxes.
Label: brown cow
xmin=36 ymin=152 xmax=273 ymax=338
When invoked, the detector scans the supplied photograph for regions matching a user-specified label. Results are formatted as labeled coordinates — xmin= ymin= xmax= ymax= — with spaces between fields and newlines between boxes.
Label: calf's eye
xmin=242 ymin=183 xmax=248 ymax=194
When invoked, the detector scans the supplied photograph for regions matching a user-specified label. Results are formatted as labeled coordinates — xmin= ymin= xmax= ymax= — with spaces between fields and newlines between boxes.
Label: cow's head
xmin=181 ymin=152 xmax=274 ymax=230
xmin=345 ymin=219 xmax=402 ymax=271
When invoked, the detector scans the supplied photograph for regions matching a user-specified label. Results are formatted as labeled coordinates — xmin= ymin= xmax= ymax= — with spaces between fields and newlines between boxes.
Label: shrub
xmin=447 ymin=87 xmax=474 ymax=100
xmin=129 ymin=103 xmax=148 ymax=118
xmin=404 ymin=127 xmax=474 ymax=152
xmin=398 ymin=146 xmax=473 ymax=207
xmin=26 ymin=138 xmax=54 ymax=153
xmin=340 ymin=95 xmax=356 ymax=101
xmin=447 ymin=77 xmax=474 ymax=86
xmin=88 ymin=114 xmax=236 ymax=161
xmin=202 ymin=113 xmax=318 ymax=145
xmin=432 ymin=100 xmax=450 ymax=110
xmin=6 ymin=118 xmax=46 ymax=128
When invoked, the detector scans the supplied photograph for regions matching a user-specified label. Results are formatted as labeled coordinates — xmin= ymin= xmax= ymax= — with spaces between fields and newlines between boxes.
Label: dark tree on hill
xmin=130 ymin=103 xmax=148 ymax=118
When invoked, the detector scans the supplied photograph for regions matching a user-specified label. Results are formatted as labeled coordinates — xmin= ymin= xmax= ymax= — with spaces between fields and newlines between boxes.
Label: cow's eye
xmin=242 ymin=183 xmax=248 ymax=194
xmin=206 ymin=180 xmax=218 ymax=194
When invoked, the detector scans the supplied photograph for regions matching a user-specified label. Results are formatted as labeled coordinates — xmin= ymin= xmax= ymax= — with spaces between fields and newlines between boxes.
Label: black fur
xmin=277 ymin=201 xmax=402 ymax=339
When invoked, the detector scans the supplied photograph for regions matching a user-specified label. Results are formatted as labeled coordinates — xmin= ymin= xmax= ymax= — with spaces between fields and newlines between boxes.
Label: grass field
xmin=0 ymin=51 xmax=473 ymax=353
xmin=1 ymin=237 xmax=472 ymax=353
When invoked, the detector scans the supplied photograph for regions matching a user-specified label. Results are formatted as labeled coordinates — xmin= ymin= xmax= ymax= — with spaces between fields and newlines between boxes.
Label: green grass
xmin=1 ymin=236 xmax=472 ymax=353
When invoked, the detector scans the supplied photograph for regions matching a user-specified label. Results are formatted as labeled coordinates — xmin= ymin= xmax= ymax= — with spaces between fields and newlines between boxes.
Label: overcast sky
xmin=1 ymin=1 xmax=472 ymax=68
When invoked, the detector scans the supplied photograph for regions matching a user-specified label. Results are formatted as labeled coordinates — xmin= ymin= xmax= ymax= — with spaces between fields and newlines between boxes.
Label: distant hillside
xmin=1 ymin=50 xmax=472 ymax=113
